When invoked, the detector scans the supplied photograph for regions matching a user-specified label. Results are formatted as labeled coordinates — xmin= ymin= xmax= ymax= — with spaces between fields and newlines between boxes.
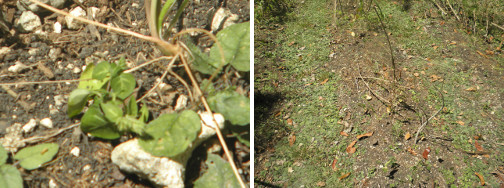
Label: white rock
xmin=88 ymin=7 xmax=100 ymax=20
xmin=54 ymin=95 xmax=65 ymax=106
xmin=70 ymin=147 xmax=80 ymax=157
xmin=28 ymin=48 xmax=38 ymax=56
xmin=17 ymin=0 xmax=66 ymax=14
xmin=22 ymin=119 xmax=37 ymax=133
xmin=8 ymin=61 xmax=30 ymax=73
xmin=49 ymin=48 xmax=61 ymax=61
xmin=49 ymin=178 xmax=58 ymax=188
xmin=211 ymin=8 xmax=239 ymax=32
xmin=174 ymin=95 xmax=188 ymax=111
xmin=111 ymin=112 xmax=225 ymax=187
xmin=40 ymin=118 xmax=53 ymax=128
xmin=0 ymin=47 xmax=11 ymax=56
xmin=66 ymin=7 xmax=87 ymax=29
xmin=53 ymin=22 xmax=62 ymax=33
xmin=17 ymin=11 xmax=41 ymax=33
xmin=49 ymin=104 xmax=59 ymax=115
xmin=66 ymin=63 xmax=74 ymax=69
xmin=82 ymin=164 xmax=91 ymax=171
xmin=73 ymin=67 xmax=81 ymax=74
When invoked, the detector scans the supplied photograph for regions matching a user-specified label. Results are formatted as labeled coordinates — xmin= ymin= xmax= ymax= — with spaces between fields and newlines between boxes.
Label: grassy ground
xmin=255 ymin=0 xmax=504 ymax=187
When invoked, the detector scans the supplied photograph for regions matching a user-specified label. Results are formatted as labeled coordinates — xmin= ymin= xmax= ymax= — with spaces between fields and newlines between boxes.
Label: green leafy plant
xmin=67 ymin=58 xmax=149 ymax=139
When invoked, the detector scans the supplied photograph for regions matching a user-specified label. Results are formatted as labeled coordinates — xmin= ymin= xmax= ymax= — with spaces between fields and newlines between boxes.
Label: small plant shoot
xmin=67 ymin=58 xmax=149 ymax=139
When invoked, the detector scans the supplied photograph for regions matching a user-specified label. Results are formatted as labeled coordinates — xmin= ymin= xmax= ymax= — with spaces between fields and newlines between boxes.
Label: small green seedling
xmin=0 ymin=143 xmax=59 ymax=188
xmin=67 ymin=58 xmax=149 ymax=139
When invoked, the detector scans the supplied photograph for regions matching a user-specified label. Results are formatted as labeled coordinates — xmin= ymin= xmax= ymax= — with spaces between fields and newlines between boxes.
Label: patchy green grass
xmin=256 ymin=0 xmax=503 ymax=187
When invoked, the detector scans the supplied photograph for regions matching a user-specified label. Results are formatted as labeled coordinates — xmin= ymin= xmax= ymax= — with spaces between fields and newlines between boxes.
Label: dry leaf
xmin=319 ymin=96 xmax=324 ymax=100
xmin=449 ymin=41 xmax=457 ymax=45
xmin=422 ymin=147 xmax=431 ymax=159
xmin=433 ymin=46 xmax=438 ymax=50
xmin=439 ymin=21 xmax=445 ymax=25
xmin=404 ymin=132 xmax=411 ymax=140
xmin=365 ymin=94 xmax=372 ymax=101
xmin=305 ymin=83 xmax=312 ymax=86
xmin=407 ymin=147 xmax=417 ymax=155
xmin=320 ymin=78 xmax=329 ymax=85
xmin=331 ymin=159 xmax=338 ymax=171
xmin=340 ymin=131 xmax=349 ymax=137
xmin=430 ymin=75 xmax=441 ymax=82
xmin=274 ymin=111 xmax=282 ymax=117
xmin=476 ymin=50 xmax=488 ymax=58
xmin=414 ymin=72 xmax=420 ymax=77
xmin=288 ymin=167 xmax=294 ymax=173
xmin=287 ymin=119 xmax=293 ymax=126
xmin=289 ymin=134 xmax=296 ymax=146
xmin=339 ymin=172 xmax=351 ymax=180
xmin=288 ymin=41 xmax=295 ymax=46
xmin=485 ymin=50 xmax=494 ymax=55
xmin=356 ymin=132 xmax=373 ymax=139
xmin=456 ymin=120 xmax=465 ymax=126
xmin=346 ymin=140 xmax=357 ymax=154
xmin=475 ymin=172 xmax=485 ymax=186
xmin=316 ymin=181 xmax=326 ymax=187
xmin=465 ymin=86 xmax=477 ymax=91
xmin=475 ymin=140 xmax=483 ymax=151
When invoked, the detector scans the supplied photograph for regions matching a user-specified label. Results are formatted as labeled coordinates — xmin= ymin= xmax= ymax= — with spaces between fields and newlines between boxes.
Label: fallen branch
xmin=446 ymin=0 xmax=460 ymax=21
xmin=491 ymin=22 xmax=504 ymax=31
xmin=414 ymin=90 xmax=444 ymax=144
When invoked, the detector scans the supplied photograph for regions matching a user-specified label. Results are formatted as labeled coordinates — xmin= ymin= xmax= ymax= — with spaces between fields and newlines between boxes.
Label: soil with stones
xmin=0 ymin=0 xmax=249 ymax=187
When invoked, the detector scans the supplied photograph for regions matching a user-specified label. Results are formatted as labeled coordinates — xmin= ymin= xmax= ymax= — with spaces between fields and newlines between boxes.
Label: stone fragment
xmin=211 ymin=8 xmax=239 ymax=32
xmin=17 ymin=11 xmax=41 ymax=33
xmin=53 ymin=22 xmax=62 ymax=33
xmin=70 ymin=147 xmax=80 ymax=157
xmin=40 ymin=118 xmax=53 ymax=128
xmin=8 ymin=61 xmax=30 ymax=73
xmin=65 ymin=7 xmax=86 ymax=29
xmin=22 ymin=119 xmax=37 ymax=133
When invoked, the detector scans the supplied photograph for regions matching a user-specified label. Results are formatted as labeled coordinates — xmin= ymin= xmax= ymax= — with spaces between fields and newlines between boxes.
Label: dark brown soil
xmin=0 ymin=0 xmax=249 ymax=187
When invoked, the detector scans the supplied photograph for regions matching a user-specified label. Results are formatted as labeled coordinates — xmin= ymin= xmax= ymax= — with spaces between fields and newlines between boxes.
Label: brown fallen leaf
xmin=422 ymin=147 xmax=431 ymax=160
xmin=289 ymin=134 xmax=296 ymax=146
xmin=456 ymin=120 xmax=465 ymax=126
xmin=346 ymin=140 xmax=357 ymax=154
xmin=475 ymin=140 xmax=484 ymax=151
xmin=407 ymin=147 xmax=417 ymax=155
xmin=316 ymin=181 xmax=326 ymax=187
xmin=465 ymin=86 xmax=478 ymax=91
xmin=404 ymin=132 xmax=411 ymax=140
xmin=288 ymin=41 xmax=295 ymax=46
xmin=340 ymin=131 xmax=349 ymax=137
xmin=439 ymin=21 xmax=445 ymax=26
xmin=305 ymin=83 xmax=312 ymax=86
xmin=339 ymin=172 xmax=351 ymax=180
xmin=476 ymin=50 xmax=488 ymax=58
xmin=430 ymin=74 xmax=442 ymax=82
xmin=287 ymin=119 xmax=293 ymax=126
xmin=475 ymin=172 xmax=485 ymax=186
xmin=449 ymin=41 xmax=457 ymax=45
xmin=433 ymin=45 xmax=438 ymax=50
xmin=320 ymin=78 xmax=329 ymax=85
xmin=485 ymin=50 xmax=494 ymax=55
xmin=356 ymin=132 xmax=373 ymax=139
xmin=331 ymin=159 xmax=338 ymax=171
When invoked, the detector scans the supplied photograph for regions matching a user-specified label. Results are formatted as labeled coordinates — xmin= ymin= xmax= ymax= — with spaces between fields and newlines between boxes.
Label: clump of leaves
xmin=0 ymin=146 xmax=22 ymax=188
xmin=67 ymin=58 xmax=149 ymax=139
